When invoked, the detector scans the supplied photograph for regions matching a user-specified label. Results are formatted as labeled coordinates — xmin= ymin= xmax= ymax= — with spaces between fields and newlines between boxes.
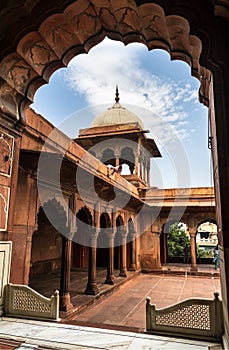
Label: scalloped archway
xmin=0 ymin=1 xmax=211 ymax=123
xmin=0 ymin=1 xmax=229 ymax=346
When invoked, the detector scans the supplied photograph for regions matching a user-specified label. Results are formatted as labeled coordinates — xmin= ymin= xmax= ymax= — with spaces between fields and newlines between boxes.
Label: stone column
xmin=24 ymin=225 xmax=37 ymax=285
xmin=144 ymin=163 xmax=147 ymax=182
xmin=114 ymin=150 xmax=120 ymax=168
xmin=135 ymin=155 xmax=139 ymax=176
xmin=129 ymin=230 xmax=137 ymax=271
xmin=85 ymin=227 xmax=99 ymax=295
xmin=156 ymin=231 xmax=162 ymax=269
xmin=119 ymin=228 xmax=128 ymax=277
xmin=161 ymin=232 xmax=168 ymax=264
xmin=189 ymin=228 xmax=198 ymax=271
xmin=105 ymin=228 xmax=115 ymax=284
xmin=60 ymin=234 xmax=73 ymax=312
xmin=147 ymin=165 xmax=150 ymax=187
xmin=139 ymin=160 xmax=143 ymax=179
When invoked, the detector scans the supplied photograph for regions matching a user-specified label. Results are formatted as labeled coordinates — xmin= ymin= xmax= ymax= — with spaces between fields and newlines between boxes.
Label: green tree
xmin=167 ymin=222 xmax=190 ymax=258
xmin=196 ymin=245 xmax=213 ymax=258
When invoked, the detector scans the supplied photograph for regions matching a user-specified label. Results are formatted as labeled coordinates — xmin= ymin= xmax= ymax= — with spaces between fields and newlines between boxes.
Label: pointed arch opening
xmin=196 ymin=219 xmax=218 ymax=264
xmin=120 ymin=147 xmax=135 ymax=175
xmin=29 ymin=198 xmax=67 ymax=294
xmin=114 ymin=215 xmax=124 ymax=269
xmin=127 ymin=218 xmax=136 ymax=271
xmin=97 ymin=213 xmax=111 ymax=268
xmin=72 ymin=206 xmax=92 ymax=268
xmin=161 ymin=220 xmax=190 ymax=265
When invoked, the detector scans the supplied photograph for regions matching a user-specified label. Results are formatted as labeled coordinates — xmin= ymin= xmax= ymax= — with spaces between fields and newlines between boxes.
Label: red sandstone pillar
xmin=147 ymin=166 xmax=150 ymax=187
xmin=60 ymin=235 xmax=73 ymax=311
xmin=135 ymin=155 xmax=139 ymax=176
xmin=144 ymin=163 xmax=147 ymax=182
xmin=24 ymin=226 xmax=37 ymax=285
xmin=161 ymin=232 xmax=168 ymax=264
xmin=129 ymin=231 xmax=137 ymax=271
xmin=119 ymin=228 xmax=128 ymax=277
xmin=139 ymin=161 xmax=143 ymax=179
xmin=114 ymin=150 xmax=120 ymax=168
xmin=189 ymin=228 xmax=198 ymax=271
xmin=105 ymin=229 xmax=115 ymax=284
xmin=85 ymin=228 xmax=99 ymax=295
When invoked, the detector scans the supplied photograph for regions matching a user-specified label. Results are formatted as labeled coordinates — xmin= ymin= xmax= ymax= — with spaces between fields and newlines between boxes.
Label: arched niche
xmin=120 ymin=147 xmax=135 ymax=175
xmin=29 ymin=198 xmax=67 ymax=290
xmin=101 ymin=149 xmax=115 ymax=166
xmin=97 ymin=212 xmax=111 ymax=268
xmin=114 ymin=214 xmax=125 ymax=269
xmin=127 ymin=218 xmax=136 ymax=270
xmin=196 ymin=219 xmax=218 ymax=261
xmin=72 ymin=206 xmax=93 ymax=268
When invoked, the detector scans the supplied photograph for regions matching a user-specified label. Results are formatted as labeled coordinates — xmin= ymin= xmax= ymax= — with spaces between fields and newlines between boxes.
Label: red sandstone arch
xmin=29 ymin=199 xmax=67 ymax=287
xmin=0 ymin=1 xmax=212 ymax=124
xmin=39 ymin=198 xmax=67 ymax=232
xmin=101 ymin=149 xmax=115 ymax=166
xmin=1 ymin=2 xmax=229 ymax=342
xmin=96 ymin=213 xmax=111 ymax=267
xmin=72 ymin=206 xmax=93 ymax=267
xmin=76 ymin=206 xmax=93 ymax=225
xmin=127 ymin=218 xmax=136 ymax=270
xmin=197 ymin=218 xmax=217 ymax=228
xmin=76 ymin=205 xmax=93 ymax=225
xmin=188 ymin=212 xmax=216 ymax=232
xmin=100 ymin=212 xmax=111 ymax=228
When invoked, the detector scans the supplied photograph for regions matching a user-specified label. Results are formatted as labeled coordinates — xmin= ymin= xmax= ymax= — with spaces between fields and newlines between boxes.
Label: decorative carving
xmin=39 ymin=14 xmax=81 ymax=60
xmin=0 ymin=53 xmax=38 ymax=96
xmin=146 ymin=294 xmax=224 ymax=341
xmin=17 ymin=32 xmax=60 ymax=76
xmin=166 ymin=15 xmax=191 ymax=64
xmin=156 ymin=304 xmax=211 ymax=330
xmin=0 ymin=79 xmax=22 ymax=120
xmin=4 ymin=283 xmax=59 ymax=320
xmin=139 ymin=3 xmax=170 ymax=50
xmin=0 ymin=131 xmax=14 ymax=176
xmin=0 ymin=186 xmax=10 ymax=231
xmin=0 ymin=1 xmax=212 ymax=122
xmin=12 ymin=289 xmax=51 ymax=313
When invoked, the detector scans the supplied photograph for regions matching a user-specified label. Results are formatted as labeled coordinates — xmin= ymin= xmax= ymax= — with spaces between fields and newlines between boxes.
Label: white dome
xmin=91 ymin=89 xmax=144 ymax=129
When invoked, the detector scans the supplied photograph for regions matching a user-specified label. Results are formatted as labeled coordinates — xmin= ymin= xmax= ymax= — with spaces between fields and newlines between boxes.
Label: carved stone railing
xmin=3 ymin=283 xmax=59 ymax=321
xmin=146 ymin=292 xmax=224 ymax=342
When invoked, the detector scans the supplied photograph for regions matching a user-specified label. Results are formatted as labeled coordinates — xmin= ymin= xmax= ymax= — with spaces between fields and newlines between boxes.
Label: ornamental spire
xmin=115 ymin=85 xmax=120 ymax=103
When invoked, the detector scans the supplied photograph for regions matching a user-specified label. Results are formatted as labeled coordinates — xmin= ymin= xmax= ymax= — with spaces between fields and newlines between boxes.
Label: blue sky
xmin=31 ymin=37 xmax=213 ymax=189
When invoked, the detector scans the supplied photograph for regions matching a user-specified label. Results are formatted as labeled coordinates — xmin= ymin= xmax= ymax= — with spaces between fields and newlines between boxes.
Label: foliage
xmin=167 ymin=222 xmax=190 ymax=258
xmin=196 ymin=246 xmax=214 ymax=258
xmin=167 ymin=222 xmax=214 ymax=259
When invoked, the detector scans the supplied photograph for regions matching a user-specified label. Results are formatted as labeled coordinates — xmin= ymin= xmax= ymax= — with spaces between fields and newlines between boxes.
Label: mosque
xmin=0 ymin=2 xmax=228 ymax=348
xmin=0 ymin=86 xmax=215 ymax=313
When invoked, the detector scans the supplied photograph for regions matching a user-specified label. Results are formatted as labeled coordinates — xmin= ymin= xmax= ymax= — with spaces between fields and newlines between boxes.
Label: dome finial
xmin=115 ymin=85 xmax=120 ymax=103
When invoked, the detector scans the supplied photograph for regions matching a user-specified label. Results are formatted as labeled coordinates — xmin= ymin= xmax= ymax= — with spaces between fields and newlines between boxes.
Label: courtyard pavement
xmin=29 ymin=263 xmax=220 ymax=322
xmin=65 ymin=268 xmax=221 ymax=331
xmin=0 ymin=265 xmax=222 ymax=349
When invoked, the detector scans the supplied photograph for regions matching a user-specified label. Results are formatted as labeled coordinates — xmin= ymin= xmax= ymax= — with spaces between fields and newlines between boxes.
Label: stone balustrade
xmin=146 ymin=292 xmax=224 ymax=342
xmin=4 ymin=283 xmax=59 ymax=321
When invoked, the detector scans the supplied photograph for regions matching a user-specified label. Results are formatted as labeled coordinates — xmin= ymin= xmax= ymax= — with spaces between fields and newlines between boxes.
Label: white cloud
xmin=64 ymin=37 xmax=198 ymax=142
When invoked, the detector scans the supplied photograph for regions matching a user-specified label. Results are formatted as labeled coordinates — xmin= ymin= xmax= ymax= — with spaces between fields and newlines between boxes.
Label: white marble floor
xmin=0 ymin=317 xmax=222 ymax=350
